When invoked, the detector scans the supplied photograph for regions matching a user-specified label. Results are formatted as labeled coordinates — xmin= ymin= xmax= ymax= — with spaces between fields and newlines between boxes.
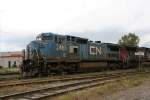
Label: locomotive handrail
xmin=35 ymin=48 xmax=40 ymax=65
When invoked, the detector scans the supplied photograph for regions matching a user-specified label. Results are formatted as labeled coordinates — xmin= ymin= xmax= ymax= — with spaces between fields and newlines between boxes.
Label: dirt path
xmin=98 ymin=81 xmax=150 ymax=100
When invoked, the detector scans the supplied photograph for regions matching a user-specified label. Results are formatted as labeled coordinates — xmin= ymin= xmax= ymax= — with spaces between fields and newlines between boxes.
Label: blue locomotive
xmin=21 ymin=32 xmax=150 ymax=77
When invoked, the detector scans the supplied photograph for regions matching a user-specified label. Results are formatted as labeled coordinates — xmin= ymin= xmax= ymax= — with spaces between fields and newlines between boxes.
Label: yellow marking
xmin=57 ymin=44 xmax=65 ymax=51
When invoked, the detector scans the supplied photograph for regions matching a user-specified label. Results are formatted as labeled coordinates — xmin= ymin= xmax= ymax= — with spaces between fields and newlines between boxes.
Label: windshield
xmin=36 ymin=36 xmax=53 ymax=41
xmin=36 ymin=37 xmax=42 ymax=41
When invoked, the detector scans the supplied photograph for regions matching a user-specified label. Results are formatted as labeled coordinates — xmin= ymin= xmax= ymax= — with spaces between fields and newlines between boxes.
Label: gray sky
xmin=0 ymin=0 xmax=150 ymax=51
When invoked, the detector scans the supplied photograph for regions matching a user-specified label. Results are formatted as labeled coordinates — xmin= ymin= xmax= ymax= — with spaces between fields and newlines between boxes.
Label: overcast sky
xmin=0 ymin=0 xmax=150 ymax=52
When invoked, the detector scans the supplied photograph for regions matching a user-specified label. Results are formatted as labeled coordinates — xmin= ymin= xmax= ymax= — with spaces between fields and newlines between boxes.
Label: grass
xmin=54 ymin=72 xmax=150 ymax=100
xmin=0 ymin=67 xmax=19 ymax=74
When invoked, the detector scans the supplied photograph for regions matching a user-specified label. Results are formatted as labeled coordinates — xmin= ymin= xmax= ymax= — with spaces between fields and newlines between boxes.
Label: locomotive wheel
xmin=56 ymin=64 xmax=65 ymax=74
xmin=67 ymin=63 xmax=78 ymax=74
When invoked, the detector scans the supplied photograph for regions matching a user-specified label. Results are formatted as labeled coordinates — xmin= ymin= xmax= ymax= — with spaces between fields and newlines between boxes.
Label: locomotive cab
xmin=21 ymin=33 xmax=56 ymax=77
xmin=36 ymin=32 xmax=55 ymax=41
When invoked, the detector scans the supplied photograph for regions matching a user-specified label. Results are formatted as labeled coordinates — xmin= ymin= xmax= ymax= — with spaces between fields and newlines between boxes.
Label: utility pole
xmin=138 ymin=55 xmax=141 ymax=71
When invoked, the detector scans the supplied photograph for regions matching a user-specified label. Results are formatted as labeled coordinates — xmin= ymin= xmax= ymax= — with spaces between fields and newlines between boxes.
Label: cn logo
xmin=90 ymin=46 xmax=102 ymax=55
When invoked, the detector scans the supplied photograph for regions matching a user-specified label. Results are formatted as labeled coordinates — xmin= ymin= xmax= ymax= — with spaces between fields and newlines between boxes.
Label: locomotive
xmin=21 ymin=32 xmax=150 ymax=77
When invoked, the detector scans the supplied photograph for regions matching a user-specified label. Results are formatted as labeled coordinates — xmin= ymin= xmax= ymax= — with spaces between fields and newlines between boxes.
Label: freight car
xmin=21 ymin=32 xmax=150 ymax=77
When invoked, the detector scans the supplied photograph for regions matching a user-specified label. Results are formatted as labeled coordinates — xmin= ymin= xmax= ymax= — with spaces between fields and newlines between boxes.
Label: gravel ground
xmin=98 ymin=81 xmax=150 ymax=100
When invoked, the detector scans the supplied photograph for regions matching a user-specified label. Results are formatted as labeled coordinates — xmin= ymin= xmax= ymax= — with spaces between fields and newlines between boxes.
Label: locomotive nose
xmin=26 ymin=41 xmax=40 ymax=59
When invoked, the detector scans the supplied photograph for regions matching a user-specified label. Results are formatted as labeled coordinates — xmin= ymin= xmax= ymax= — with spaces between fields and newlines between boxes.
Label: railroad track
xmin=0 ymin=69 xmax=135 ymax=88
xmin=0 ymin=72 xmax=19 ymax=75
xmin=0 ymin=73 xmax=19 ymax=82
xmin=0 ymin=70 xmax=143 ymax=100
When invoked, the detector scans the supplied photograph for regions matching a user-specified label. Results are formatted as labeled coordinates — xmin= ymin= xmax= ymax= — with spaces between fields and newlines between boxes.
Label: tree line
xmin=118 ymin=33 xmax=140 ymax=47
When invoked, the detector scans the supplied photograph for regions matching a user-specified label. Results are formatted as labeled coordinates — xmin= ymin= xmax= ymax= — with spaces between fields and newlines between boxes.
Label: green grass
xmin=0 ymin=67 xmax=19 ymax=74
xmin=54 ymin=72 xmax=150 ymax=100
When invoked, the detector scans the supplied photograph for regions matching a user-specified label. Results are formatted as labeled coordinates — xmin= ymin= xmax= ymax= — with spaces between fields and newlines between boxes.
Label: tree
xmin=118 ymin=33 xmax=140 ymax=46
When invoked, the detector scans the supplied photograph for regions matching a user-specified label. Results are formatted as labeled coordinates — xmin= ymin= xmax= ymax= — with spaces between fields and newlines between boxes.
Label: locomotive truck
xmin=21 ymin=32 xmax=150 ymax=77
